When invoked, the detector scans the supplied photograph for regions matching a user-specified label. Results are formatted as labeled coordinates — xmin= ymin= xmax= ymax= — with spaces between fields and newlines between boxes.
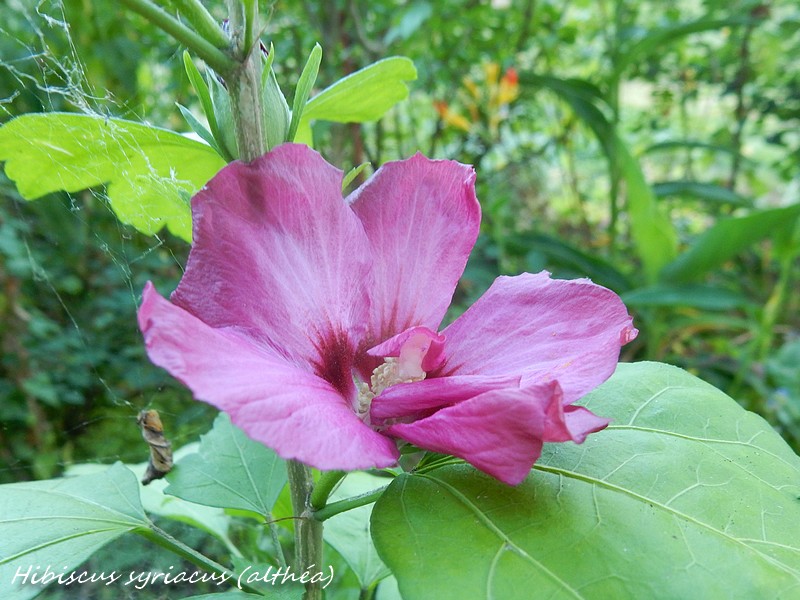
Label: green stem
xmin=313 ymin=485 xmax=389 ymax=521
xmin=225 ymin=0 xmax=266 ymax=160
xmin=119 ymin=0 xmax=235 ymax=75
xmin=311 ymin=470 xmax=346 ymax=510
xmin=169 ymin=0 xmax=230 ymax=49
xmin=137 ymin=522 xmax=263 ymax=595
xmin=243 ymin=0 xmax=259 ymax=56
xmin=287 ymin=460 xmax=324 ymax=600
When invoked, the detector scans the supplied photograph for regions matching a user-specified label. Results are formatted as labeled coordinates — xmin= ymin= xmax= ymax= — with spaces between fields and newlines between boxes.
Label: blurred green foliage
xmin=1 ymin=0 xmax=799 ymax=493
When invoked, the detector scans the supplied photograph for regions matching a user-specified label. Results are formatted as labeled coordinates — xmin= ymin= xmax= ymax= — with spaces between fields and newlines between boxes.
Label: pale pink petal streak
xmin=171 ymin=144 xmax=371 ymax=382
xmin=349 ymin=154 xmax=480 ymax=344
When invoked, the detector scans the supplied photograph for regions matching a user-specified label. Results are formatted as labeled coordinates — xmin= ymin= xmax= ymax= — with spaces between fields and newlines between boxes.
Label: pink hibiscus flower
xmin=138 ymin=144 xmax=637 ymax=485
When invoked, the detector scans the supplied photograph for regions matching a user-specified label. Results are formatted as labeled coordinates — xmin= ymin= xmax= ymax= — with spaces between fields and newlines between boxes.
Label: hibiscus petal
xmin=348 ymin=154 xmax=480 ymax=344
xmin=387 ymin=382 xmax=608 ymax=486
xmin=171 ymin=144 xmax=371 ymax=390
xmin=438 ymin=272 xmax=638 ymax=404
xmin=370 ymin=374 xmax=520 ymax=422
xmin=558 ymin=405 xmax=611 ymax=443
xmin=367 ymin=326 xmax=446 ymax=376
xmin=139 ymin=282 xmax=399 ymax=471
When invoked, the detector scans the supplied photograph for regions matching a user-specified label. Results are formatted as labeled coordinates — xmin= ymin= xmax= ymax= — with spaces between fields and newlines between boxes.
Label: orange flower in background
xmin=433 ymin=99 xmax=471 ymax=132
xmin=436 ymin=61 xmax=519 ymax=135
xmin=498 ymin=67 xmax=519 ymax=104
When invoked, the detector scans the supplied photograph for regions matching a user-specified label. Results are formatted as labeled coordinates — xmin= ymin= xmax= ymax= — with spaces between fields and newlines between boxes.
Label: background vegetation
xmin=1 ymin=0 xmax=798 ymax=492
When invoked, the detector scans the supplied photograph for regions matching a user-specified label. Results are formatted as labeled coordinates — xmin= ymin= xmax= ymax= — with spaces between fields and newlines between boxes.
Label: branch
xmin=312 ymin=485 xmax=389 ymax=521
xmin=169 ymin=0 xmax=230 ymax=49
xmin=119 ymin=0 xmax=236 ymax=75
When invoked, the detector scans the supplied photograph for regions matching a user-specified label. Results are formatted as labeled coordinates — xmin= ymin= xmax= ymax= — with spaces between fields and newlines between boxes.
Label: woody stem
xmin=286 ymin=460 xmax=324 ymax=600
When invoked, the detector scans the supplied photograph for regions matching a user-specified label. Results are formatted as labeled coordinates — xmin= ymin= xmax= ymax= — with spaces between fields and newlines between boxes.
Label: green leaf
xmin=164 ymin=413 xmax=287 ymax=516
xmin=372 ymin=362 xmax=800 ymax=600
xmin=66 ymin=444 xmax=238 ymax=555
xmin=519 ymin=74 xmax=616 ymax=170
xmin=621 ymin=283 xmax=750 ymax=310
xmin=228 ymin=557 xmax=306 ymax=598
xmin=293 ymin=119 xmax=314 ymax=146
xmin=514 ymin=231 xmax=632 ymax=292
xmin=0 ymin=463 xmax=148 ymax=600
xmin=616 ymin=140 xmax=679 ymax=282
xmin=653 ymin=180 xmax=752 ymax=207
xmin=302 ymin=57 xmax=417 ymax=124
xmin=660 ymin=203 xmax=800 ymax=283
xmin=323 ymin=472 xmax=392 ymax=589
xmin=287 ymin=43 xmax=322 ymax=142
xmin=375 ymin=576 xmax=403 ymax=600
xmin=182 ymin=593 xmax=265 ymax=600
xmin=183 ymin=50 xmax=230 ymax=160
xmin=383 ymin=2 xmax=433 ymax=45
xmin=644 ymin=139 xmax=749 ymax=161
xmin=342 ymin=162 xmax=370 ymax=192
xmin=184 ymin=586 xmax=302 ymax=600
xmin=0 ymin=113 xmax=226 ymax=241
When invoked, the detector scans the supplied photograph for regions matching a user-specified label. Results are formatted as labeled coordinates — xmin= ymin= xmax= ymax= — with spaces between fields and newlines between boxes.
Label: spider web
xmin=0 ymin=0 xmax=213 ymax=481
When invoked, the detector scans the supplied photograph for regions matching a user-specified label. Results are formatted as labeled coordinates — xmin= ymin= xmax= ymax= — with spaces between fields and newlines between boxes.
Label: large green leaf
xmin=302 ymin=57 xmax=417 ymax=125
xmin=0 ymin=463 xmax=148 ymax=600
xmin=372 ymin=362 xmax=800 ymax=599
xmin=660 ymin=203 xmax=800 ymax=283
xmin=292 ymin=57 xmax=416 ymax=147
xmin=323 ymin=472 xmax=392 ymax=590
xmin=164 ymin=413 xmax=287 ymax=516
xmin=66 ymin=444 xmax=238 ymax=554
xmin=0 ymin=113 xmax=226 ymax=241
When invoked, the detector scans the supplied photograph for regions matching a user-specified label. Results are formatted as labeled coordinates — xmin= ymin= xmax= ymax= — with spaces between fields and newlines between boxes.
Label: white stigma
xmin=356 ymin=357 xmax=426 ymax=423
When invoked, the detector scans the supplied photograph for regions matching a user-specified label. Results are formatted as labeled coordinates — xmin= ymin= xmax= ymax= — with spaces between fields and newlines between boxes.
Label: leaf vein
xmin=533 ymin=464 xmax=800 ymax=581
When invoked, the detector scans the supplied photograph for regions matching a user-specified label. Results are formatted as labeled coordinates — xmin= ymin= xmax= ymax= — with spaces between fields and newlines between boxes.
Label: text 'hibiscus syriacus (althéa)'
xmin=138 ymin=144 xmax=637 ymax=485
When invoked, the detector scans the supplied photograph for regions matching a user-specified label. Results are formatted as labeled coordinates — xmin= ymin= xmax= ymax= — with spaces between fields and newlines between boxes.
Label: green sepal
xmin=261 ymin=44 xmax=291 ymax=149
xmin=209 ymin=73 xmax=239 ymax=160
xmin=176 ymin=103 xmax=224 ymax=156
xmin=287 ymin=43 xmax=322 ymax=142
